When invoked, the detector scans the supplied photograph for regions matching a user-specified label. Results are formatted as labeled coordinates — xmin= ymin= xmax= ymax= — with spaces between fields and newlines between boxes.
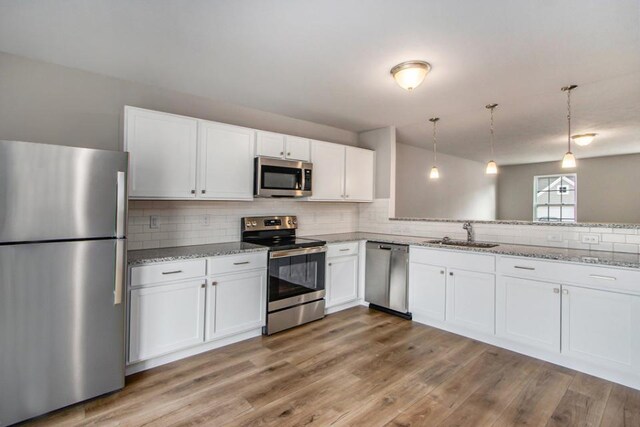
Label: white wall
xmin=0 ymin=51 xmax=358 ymax=152
xmin=395 ymin=143 xmax=497 ymax=220
xmin=358 ymin=126 xmax=396 ymax=200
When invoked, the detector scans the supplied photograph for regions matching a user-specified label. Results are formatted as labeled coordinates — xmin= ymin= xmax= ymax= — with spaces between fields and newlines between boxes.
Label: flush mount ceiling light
xmin=428 ymin=117 xmax=440 ymax=179
xmin=485 ymin=103 xmax=499 ymax=175
xmin=561 ymin=85 xmax=578 ymax=169
xmin=390 ymin=60 xmax=431 ymax=91
xmin=572 ymin=133 xmax=597 ymax=146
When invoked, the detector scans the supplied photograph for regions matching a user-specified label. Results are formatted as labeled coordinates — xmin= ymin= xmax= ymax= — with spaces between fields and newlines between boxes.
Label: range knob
xmin=293 ymin=219 xmax=297 ymax=225
xmin=252 ymin=221 xmax=257 ymax=226
xmin=287 ymin=219 xmax=293 ymax=225
xmin=245 ymin=222 xmax=252 ymax=228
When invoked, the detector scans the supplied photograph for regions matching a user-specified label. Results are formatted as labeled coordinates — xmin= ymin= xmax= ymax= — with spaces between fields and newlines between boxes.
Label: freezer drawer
xmin=0 ymin=239 xmax=125 ymax=425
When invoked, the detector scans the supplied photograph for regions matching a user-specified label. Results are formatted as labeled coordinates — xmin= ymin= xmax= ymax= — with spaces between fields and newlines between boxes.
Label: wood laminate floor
xmin=27 ymin=306 xmax=640 ymax=426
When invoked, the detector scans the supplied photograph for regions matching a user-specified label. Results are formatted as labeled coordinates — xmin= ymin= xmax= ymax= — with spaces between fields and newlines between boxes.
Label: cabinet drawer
xmin=410 ymin=247 xmax=495 ymax=273
xmin=130 ymin=259 xmax=206 ymax=287
xmin=208 ymin=252 xmax=267 ymax=275
xmin=327 ymin=241 xmax=359 ymax=258
xmin=498 ymin=256 xmax=640 ymax=295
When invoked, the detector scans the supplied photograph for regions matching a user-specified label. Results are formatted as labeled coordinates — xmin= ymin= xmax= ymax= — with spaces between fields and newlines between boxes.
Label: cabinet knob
xmin=440 ymin=270 xmax=444 ymax=274
xmin=328 ymin=263 xmax=332 ymax=266
xmin=201 ymin=189 xmax=206 ymax=194
xmin=562 ymin=289 xmax=569 ymax=295
xmin=553 ymin=288 xmax=560 ymax=293
xmin=449 ymin=272 xmax=454 ymax=276
xmin=201 ymin=283 xmax=206 ymax=288
xmin=191 ymin=189 xmax=196 ymax=194
xmin=287 ymin=152 xmax=291 ymax=156
xmin=280 ymin=151 xmax=284 ymax=156
xmin=211 ymin=281 xmax=217 ymax=287
xmin=345 ymin=194 xmax=349 ymax=198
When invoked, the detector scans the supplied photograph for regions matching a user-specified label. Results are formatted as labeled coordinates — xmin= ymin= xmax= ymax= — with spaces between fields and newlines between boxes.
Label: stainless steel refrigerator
xmin=0 ymin=140 xmax=128 ymax=426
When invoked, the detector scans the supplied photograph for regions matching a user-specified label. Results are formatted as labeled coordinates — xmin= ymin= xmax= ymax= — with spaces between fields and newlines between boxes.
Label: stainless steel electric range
xmin=241 ymin=215 xmax=327 ymax=335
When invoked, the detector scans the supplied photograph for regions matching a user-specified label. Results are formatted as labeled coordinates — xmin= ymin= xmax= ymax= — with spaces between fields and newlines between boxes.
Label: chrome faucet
xmin=463 ymin=222 xmax=474 ymax=242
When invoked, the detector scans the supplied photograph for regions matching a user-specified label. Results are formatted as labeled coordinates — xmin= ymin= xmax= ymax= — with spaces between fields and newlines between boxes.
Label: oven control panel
xmin=242 ymin=215 xmax=297 ymax=231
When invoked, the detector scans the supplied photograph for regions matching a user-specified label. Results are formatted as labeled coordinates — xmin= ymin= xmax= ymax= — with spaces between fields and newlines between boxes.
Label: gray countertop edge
xmin=303 ymin=232 xmax=640 ymax=270
xmin=128 ymin=243 xmax=269 ymax=267
xmin=389 ymin=217 xmax=640 ymax=230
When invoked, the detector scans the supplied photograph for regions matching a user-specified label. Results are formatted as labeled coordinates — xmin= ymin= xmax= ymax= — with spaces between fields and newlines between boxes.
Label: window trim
xmin=532 ymin=173 xmax=577 ymax=223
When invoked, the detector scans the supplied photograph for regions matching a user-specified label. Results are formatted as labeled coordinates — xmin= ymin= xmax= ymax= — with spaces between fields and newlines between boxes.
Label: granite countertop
xmin=128 ymin=241 xmax=268 ymax=266
xmin=305 ymin=232 xmax=640 ymax=269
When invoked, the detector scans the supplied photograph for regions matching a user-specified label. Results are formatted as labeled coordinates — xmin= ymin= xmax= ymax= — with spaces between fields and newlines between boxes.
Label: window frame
xmin=532 ymin=173 xmax=578 ymax=223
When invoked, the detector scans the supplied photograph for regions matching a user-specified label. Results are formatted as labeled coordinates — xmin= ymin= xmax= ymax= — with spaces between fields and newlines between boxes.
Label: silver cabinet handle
xmin=553 ymin=288 xmax=560 ymax=293
xmin=339 ymin=248 xmax=350 ymax=252
xmin=589 ymin=274 xmax=617 ymax=281
xmin=211 ymin=281 xmax=217 ymax=286
xmin=562 ymin=289 xmax=569 ymax=295
xmin=514 ymin=266 xmax=535 ymax=270
xmin=162 ymin=270 xmax=183 ymax=275
xmin=233 ymin=261 xmax=250 ymax=265
xmin=378 ymin=245 xmax=392 ymax=250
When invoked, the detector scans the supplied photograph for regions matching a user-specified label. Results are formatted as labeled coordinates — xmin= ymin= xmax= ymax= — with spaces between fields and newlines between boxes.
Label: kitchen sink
xmin=425 ymin=239 xmax=500 ymax=248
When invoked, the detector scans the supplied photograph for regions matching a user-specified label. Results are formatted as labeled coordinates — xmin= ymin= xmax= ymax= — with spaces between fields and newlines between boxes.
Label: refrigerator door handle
xmin=116 ymin=171 xmax=126 ymax=238
xmin=114 ymin=239 xmax=125 ymax=305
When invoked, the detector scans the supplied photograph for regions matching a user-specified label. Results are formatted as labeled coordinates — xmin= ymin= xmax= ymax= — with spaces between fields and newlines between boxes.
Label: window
xmin=533 ymin=174 xmax=577 ymax=222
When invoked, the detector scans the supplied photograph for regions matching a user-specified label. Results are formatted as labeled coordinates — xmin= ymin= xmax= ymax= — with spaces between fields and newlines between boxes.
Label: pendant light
xmin=485 ymin=103 xmax=499 ymax=175
xmin=572 ymin=133 xmax=597 ymax=146
xmin=429 ymin=117 xmax=440 ymax=179
xmin=561 ymin=85 xmax=578 ymax=168
xmin=390 ymin=61 xmax=432 ymax=91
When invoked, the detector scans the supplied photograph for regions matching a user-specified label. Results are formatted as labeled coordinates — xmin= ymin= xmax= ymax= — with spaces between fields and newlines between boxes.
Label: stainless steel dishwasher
xmin=365 ymin=241 xmax=412 ymax=319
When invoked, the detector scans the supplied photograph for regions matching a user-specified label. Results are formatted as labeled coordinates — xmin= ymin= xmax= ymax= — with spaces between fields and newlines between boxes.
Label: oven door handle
xmin=270 ymin=246 xmax=328 ymax=259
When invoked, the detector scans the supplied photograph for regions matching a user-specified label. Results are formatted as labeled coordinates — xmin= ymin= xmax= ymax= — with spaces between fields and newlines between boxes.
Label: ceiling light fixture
xmin=485 ymin=103 xmax=499 ymax=175
xmin=572 ymin=133 xmax=597 ymax=146
xmin=429 ymin=117 xmax=440 ymax=179
xmin=561 ymin=85 xmax=578 ymax=168
xmin=390 ymin=60 xmax=431 ymax=91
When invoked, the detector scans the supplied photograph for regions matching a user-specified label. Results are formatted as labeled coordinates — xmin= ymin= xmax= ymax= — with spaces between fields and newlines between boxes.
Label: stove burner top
xmin=248 ymin=237 xmax=326 ymax=251
xmin=240 ymin=215 xmax=326 ymax=251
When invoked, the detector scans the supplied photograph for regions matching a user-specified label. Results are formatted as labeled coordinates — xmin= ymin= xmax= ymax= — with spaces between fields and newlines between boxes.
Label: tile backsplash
xmin=128 ymin=198 xmax=640 ymax=254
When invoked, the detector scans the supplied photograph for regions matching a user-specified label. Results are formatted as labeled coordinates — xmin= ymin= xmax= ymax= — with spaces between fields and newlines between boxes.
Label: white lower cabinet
xmin=561 ymin=285 xmax=640 ymax=371
xmin=206 ymin=269 xmax=267 ymax=340
xmin=129 ymin=279 xmax=206 ymax=363
xmin=326 ymin=254 xmax=359 ymax=308
xmin=446 ymin=268 xmax=495 ymax=335
xmin=408 ymin=262 xmax=446 ymax=322
xmin=496 ymin=276 xmax=561 ymax=352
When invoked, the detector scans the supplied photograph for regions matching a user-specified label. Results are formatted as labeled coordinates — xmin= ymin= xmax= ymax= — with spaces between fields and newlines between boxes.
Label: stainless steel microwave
xmin=254 ymin=157 xmax=313 ymax=197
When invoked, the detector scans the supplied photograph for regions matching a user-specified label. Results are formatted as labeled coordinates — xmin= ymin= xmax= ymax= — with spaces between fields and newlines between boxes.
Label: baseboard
xmin=325 ymin=299 xmax=364 ymax=315
xmin=125 ymin=328 xmax=262 ymax=375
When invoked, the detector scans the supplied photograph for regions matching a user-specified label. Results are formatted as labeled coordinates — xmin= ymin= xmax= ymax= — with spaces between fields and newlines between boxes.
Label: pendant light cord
xmin=566 ymin=88 xmax=572 ymax=153
xmin=432 ymin=119 xmax=437 ymax=163
xmin=489 ymin=107 xmax=495 ymax=158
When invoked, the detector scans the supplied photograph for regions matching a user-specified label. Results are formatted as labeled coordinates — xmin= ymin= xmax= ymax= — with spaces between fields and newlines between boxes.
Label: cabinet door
xmin=129 ymin=280 xmax=206 ymax=362
xmin=309 ymin=141 xmax=345 ymax=201
xmin=284 ymin=136 xmax=311 ymax=161
xmin=446 ymin=269 xmax=495 ymax=335
xmin=409 ymin=263 xmax=446 ymax=322
xmin=344 ymin=146 xmax=374 ymax=202
xmin=496 ymin=277 xmax=561 ymax=352
xmin=256 ymin=131 xmax=285 ymax=158
xmin=326 ymin=255 xmax=359 ymax=308
xmin=206 ymin=270 xmax=267 ymax=340
xmin=125 ymin=107 xmax=198 ymax=198
xmin=198 ymin=121 xmax=254 ymax=200
xmin=562 ymin=285 xmax=640 ymax=371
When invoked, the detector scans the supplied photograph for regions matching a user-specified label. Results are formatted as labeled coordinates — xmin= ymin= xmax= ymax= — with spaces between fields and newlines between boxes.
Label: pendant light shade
xmin=428 ymin=117 xmax=440 ymax=180
xmin=485 ymin=103 xmax=499 ymax=175
xmin=562 ymin=151 xmax=577 ymax=168
xmin=561 ymin=85 xmax=578 ymax=169
xmin=485 ymin=160 xmax=498 ymax=175
xmin=391 ymin=61 xmax=431 ymax=91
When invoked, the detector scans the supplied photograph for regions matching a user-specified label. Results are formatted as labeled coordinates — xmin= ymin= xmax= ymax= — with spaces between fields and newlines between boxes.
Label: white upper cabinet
xmin=198 ymin=120 xmax=254 ymax=200
xmin=256 ymin=131 xmax=286 ymax=158
xmin=125 ymin=106 xmax=198 ymax=198
xmin=561 ymin=285 xmax=640 ymax=371
xmin=496 ymin=276 xmax=561 ymax=352
xmin=284 ymin=135 xmax=310 ymax=161
xmin=310 ymin=140 xmax=346 ymax=201
xmin=309 ymin=140 xmax=374 ymax=202
xmin=345 ymin=146 xmax=374 ymax=201
xmin=256 ymin=131 xmax=310 ymax=161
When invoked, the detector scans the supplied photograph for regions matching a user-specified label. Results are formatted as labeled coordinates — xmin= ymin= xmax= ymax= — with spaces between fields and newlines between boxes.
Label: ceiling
xmin=0 ymin=0 xmax=638 ymax=164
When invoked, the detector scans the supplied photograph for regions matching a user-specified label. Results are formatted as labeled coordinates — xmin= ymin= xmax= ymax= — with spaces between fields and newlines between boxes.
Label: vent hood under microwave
xmin=254 ymin=157 xmax=313 ymax=198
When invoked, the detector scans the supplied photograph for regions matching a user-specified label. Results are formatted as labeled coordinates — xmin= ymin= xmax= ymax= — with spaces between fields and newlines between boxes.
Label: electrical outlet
xmin=582 ymin=234 xmax=600 ymax=244
xmin=150 ymin=215 xmax=160 ymax=229
xmin=201 ymin=215 xmax=210 ymax=226
xmin=547 ymin=234 xmax=563 ymax=242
